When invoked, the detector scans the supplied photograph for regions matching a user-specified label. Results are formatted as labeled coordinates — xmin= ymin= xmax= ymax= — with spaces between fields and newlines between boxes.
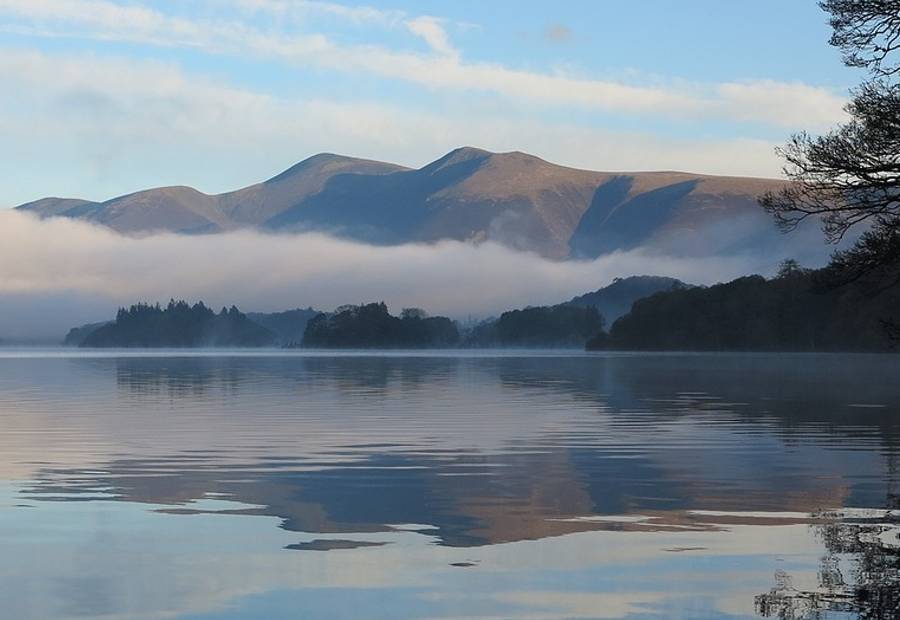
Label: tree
xmin=826 ymin=0 xmax=900 ymax=76
xmin=400 ymin=308 xmax=428 ymax=320
xmin=760 ymin=1 xmax=900 ymax=289
xmin=479 ymin=304 xmax=605 ymax=347
xmin=80 ymin=300 xmax=275 ymax=348
xmin=300 ymin=303 xmax=460 ymax=348
xmin=776 ymin=258 xmax=807 ymax=279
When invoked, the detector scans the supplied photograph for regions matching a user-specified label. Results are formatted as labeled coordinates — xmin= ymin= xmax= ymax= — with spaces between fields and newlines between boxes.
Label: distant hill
xmin=17 ymin=147 xmax=832 ymax=262
xmin=63 ymin=321 xmax=112 ymax=347
xmin=81 ymin=301 xmax=276 ymax=348
xmin=246 ymin=308 xmax=320 ymax=346
xmin=566 ymin=275 xmax=688 ymax=322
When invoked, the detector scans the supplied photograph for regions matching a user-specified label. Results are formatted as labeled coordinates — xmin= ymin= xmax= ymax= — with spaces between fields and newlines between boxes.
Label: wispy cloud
xmin=0 ymin=48 xmax=785 ymax=206
xmin=0 ymin=0 xmax=848 ymax=128
xmin=405 ymin=16 xmax=457 ymax=58
xmin=231 ymin=0 xmax=405 ymax=25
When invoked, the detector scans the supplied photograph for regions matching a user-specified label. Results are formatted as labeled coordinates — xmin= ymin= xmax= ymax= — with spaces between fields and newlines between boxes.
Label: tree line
xmin=300 ymin=303 xmax=460 ymax=348
xmin=588 ymin=260 xmax=900 ymax=352
xmin=81 ymin=300 xmax=276 ymax=348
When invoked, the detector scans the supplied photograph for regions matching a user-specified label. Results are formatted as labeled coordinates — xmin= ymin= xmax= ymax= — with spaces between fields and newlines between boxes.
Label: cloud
xmin=232 ymin=0 xmax=405 ymax=26
xmin=0 ymin=49 xmax=788 ymax=206
xmin=0 ymin=0 xmax=848 ymax=128
xmin=405 ymin=16 xmax=457 ymax=58
xmin=717 ymin=79 xmax=848 ymax=129
xmin=0 ymin=211 xmax=768 ymax=341
xmin=543 ymin=23 xmax=573 ymax=43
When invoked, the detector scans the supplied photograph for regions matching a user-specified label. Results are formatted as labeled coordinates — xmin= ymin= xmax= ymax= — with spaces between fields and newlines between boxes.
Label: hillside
xmin=587 ymin=268 xmax=900 ymax=352
xmin=246 ymin=308 xmax=320 ymax=346
xmin=566 ymin=275 xmax=687 ymax=322
xmin=17 ymin=147 xmax=817 ymax=261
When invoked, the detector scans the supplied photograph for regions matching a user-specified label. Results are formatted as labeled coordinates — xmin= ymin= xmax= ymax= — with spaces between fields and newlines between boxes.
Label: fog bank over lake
xmin=0 ymin=210 xmax=804 ymax=341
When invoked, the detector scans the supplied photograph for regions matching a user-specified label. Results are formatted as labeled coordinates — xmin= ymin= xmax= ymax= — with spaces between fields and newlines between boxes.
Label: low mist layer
xmin=1 ymin=211 xmax=781 ymax=342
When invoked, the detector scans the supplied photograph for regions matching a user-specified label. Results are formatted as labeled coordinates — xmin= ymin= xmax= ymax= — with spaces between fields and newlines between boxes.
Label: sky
xmin=0 ymin=0 xmax=859 ymax=207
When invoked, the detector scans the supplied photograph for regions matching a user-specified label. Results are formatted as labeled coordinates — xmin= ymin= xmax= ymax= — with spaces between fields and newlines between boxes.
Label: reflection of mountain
xmin=9 ymin=353 xmax=899 ymax=549
xmin=16 ymin=147 xmax=838 ymax=262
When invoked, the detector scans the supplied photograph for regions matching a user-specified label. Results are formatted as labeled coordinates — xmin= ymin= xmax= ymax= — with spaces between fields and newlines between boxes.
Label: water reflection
xmin=1 ymin=351 xmax=899 ymax=619
xmin=756 ymin=510 xmax=900 ymax=618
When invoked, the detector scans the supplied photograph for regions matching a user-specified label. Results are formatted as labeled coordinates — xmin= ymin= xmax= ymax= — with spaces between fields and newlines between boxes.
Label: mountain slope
xmin=566 ymin=275 xmax=688 ymax=322
xmin=268 ymin=147 xmax=619 ymax=255
xmin=18 ymin=197 xmax=100 ymax=218
xmin=246 ymin=308 xmax=321 ymax=346
xmin=17 ymin=147 xmax=812 ymax=261
xmin=220 ymin=153 xmax=407 ymax=226
xmin=88 ymin=186 xmax=230 ymax=234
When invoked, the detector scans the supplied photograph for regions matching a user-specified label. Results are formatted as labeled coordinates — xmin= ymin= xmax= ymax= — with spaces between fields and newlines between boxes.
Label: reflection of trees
xmin=755 ymin=509 xmax=900 ymax=619
xmin=115 ymin=356 xmax=244 ymax=399
xmin=112 ymin=355 xmax=458 ymax=399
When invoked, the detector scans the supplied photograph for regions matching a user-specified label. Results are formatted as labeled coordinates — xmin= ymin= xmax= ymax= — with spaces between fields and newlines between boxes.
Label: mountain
xmin=219 ymin=153 xmax=408 ymax=227
xmin=566 ymin=275 xmax=688 ymax=322
xmin=18 ymin=147 xmax=819 ymax=261
xmin=19 ymin=154 xmax=405 ymax=235
xmin=16 ymin=197 xmax=98 ymax=218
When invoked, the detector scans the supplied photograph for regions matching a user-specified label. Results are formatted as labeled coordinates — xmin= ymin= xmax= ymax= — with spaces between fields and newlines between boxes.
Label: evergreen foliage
xmin=467 ymin=304 xmax=605 ymax=347
xmin=301 ymin=302 xmax=460 ymax=348
xmin=587 ymin=263 xmax=900 ymax=352
xmin=81 ymin=300 xmax=276 ymax=348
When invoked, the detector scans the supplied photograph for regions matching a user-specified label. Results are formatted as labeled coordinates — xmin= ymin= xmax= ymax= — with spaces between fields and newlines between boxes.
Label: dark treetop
xmin=81 ymin=300 xmax=276 ymax=348
xmin=467 ymin=304 xmax=605 ymax=348
xmin=300 ymin=303 xmax=460 ymax=349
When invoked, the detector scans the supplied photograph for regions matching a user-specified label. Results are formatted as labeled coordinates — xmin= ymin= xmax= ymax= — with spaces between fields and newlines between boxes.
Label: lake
xmin=1 ymin=350 xmax=898 ymax=619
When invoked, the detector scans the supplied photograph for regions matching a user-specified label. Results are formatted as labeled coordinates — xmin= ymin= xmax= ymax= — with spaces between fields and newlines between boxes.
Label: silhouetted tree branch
xmin=761 ymin=1 xmax=900 ymax=291
xmin=824 ymin=0 xmax=900 ymax=77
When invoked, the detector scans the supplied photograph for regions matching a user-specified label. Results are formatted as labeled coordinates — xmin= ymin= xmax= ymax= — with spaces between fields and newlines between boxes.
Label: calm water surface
xmin=1 ymin=350 xmax=898 ymax=619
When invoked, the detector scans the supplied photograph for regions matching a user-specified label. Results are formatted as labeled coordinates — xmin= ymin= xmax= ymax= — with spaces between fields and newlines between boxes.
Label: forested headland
xmin=588 ymin=262 xmax=900 ymax=352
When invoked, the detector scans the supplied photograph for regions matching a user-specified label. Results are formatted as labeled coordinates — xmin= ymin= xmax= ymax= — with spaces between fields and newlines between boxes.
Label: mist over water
xmin=1 ymin=211 xmax=790 ymax=341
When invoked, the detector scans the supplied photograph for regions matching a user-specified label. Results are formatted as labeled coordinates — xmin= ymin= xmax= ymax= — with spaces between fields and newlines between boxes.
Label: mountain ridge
xmin=17 ymin=147 xmax=817 ymax=261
